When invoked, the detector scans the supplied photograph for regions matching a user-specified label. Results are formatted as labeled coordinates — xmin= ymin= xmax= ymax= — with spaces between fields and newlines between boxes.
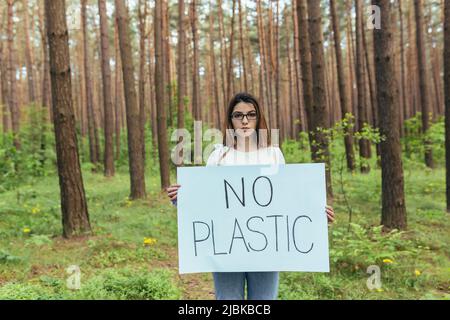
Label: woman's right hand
xmin=166 ymin=184 xmax=181 ymax=202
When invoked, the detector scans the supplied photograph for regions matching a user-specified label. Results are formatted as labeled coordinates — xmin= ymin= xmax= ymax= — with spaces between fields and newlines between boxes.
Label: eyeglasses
xmin=231 ymin=111 xmax=258 ymax=121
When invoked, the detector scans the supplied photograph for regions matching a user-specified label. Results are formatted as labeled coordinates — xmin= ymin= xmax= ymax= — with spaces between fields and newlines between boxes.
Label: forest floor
xmin=0 ymin=156 xmax=449 ymax=299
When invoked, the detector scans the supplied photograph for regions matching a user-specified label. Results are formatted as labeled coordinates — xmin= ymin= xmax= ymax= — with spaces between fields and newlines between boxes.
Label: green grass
xmin=0 ymin=143 xmax=449 ymax=300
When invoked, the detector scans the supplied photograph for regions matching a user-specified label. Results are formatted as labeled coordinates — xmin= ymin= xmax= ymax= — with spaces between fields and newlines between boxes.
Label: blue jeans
xmin=212 ymin=272 xmax=279 ymax=300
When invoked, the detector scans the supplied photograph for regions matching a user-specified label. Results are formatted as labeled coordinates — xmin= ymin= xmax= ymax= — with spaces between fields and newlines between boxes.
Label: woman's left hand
xmin=326 ymin=205 xmax=335 ymax=224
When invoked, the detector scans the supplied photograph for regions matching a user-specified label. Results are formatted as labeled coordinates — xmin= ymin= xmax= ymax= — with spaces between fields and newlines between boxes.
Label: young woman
xmin=167 ymin=92 xmax=335 ymax=300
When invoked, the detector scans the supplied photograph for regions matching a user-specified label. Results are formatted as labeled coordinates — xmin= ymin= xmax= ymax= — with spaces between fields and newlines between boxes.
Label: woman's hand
xmin=326 ymin=205 xmax=335 ymax=224
xmin=166 ymin=184 xmax=181 ymax=202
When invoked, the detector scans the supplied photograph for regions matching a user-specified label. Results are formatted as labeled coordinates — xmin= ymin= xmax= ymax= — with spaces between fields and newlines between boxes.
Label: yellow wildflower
xmin=383 ymin=259 xmax=394 ymax=264
xmin=143 ymin=237 xmax=157 ymax=246
xmin=23 ymin=228 xmax=31 ymax=234
xmin=414 ymin=270 xmax=421 ymax=277
xmin=31 ymin=206 xmax=40 ymax=214
xmin=376 ymin=288 xmax=384 ymax=292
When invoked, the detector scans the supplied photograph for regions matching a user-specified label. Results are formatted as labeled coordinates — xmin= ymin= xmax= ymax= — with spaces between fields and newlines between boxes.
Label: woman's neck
xmin=235 ymin=138 xmax=258 ymax=152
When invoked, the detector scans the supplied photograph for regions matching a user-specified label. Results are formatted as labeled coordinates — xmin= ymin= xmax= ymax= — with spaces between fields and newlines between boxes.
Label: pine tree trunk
xmin=227 ymin=0 xmax=237 ymax=100
xmin=177 ymin=0 xmax=187 ymax=131
xmin=23 ymin=0 xmax=36 ymax=104
xmin=0 ymin=36 xmax=10 ymax=133
xmin=163 ymin=1 xmax=173 ymax=127
xmin=147 ymin=32 xmax=158 ymax=162
xmin=296 ymin=0 xmax=315 ymax=158
xmin=45 ymin=0 xmax=91 ymax=238
xmin=444 ymin=0 xmax=450 ymax=212
xmin=373 ymin=0 xmax=407 ymax=230
xmin=138 ymin=0 xmax=147 ymax=163
xmin=81 ymin=0 xmax=100 ymax=168
xmin=414 ymin=0 xmax=434 ymax=168
xmin=355 ymin=0 xmax=371 ymax=173
xmin=218 ymin=0 xmax=228 ymax=107
xmin=115 ymin=0 xmax=146 ymax=198
xmin=190 ymin=0 xmax=201 ymax=122
xmin=398 ymin=0 xmax=408 ymax=132
xmin=307 ymin=0 xmax=333 ymax=200
xmin=98 ymin=0 xmax=115 ymax=177
xmin=238 ymin=0 xmax=248 ymax=92
xmin=154 ymin=0 xmax=171 ymax=190
xmin=292 ymin=0 xmax=305 ymax=134
xmin=209 ymin=4 xmax=221 ymax=130
xmin=114 ymin=16 xmax=122 ymax=161
xmin=257 ymin=0 xmax=269 ymax=121
xmin=7 ymin=0 xmax=20 ymax=149
xmin=330 ymin=0 xmax=356 ymax=171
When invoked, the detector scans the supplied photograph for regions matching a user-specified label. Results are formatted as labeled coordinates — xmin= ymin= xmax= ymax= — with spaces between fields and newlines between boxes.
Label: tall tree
xmin=398 ymin=0 xmax=407 ymax=133
xmin=257 ymin=0 xmax=270 ymax=121
xmin=45 ymin=0 xmax=91 ymax=238
xmin=414 ymin=0 xmax=434 ymax=168
xmin=292 ymin=0 xmax=305 ymax=134
xmin=0 ymin=19 xmax=10 ymax=133
xmin=138 ymin=0 xmax=147 ymax=162
xmin=177 ymin=0 xmax=187 ymax=132
xmin=445 ymin=0 xmax=450 ymax=212
xmin=7 ymin=0 xmax=20 ymax=149
xmin=23 ymin=0 xmax=37 ymax=105
xmin=217 ymin=0 xmax=228 ymax=108
xmin=98 ymin=0 xmax=115 ymax=177
xmin=373 ymin=0 xmax=407 ymax=230
xmin=114 ymin=15 xmax=122 ymax=161
xmin=154 ymin=0 xmax=171 ymax=190
xmin=81 ymin=0 xmax=100 ymax=169
xmin=38 ymin=0 xmax=52 ymax=114
xmin=330 ymin=0 xmax=356 ymax=171
xmin=190 ymin=0 xmax=201 ymax=121
xmin=115 ymin=0 xmax=146 ymax=199
xmin=296 ymin=0 xmax=315 ymax=156
xmin=209 ymin=1 xmax=221 ymax=129
xmin=226 ymin=0 xmax=237 ymax=100
xmin=307 ymin=0 xmax=333 ymax=200
xmin=355 ymin=0 xmax=371 ymax=173
xmin=238 ymin=0 xmax=248 ymax=92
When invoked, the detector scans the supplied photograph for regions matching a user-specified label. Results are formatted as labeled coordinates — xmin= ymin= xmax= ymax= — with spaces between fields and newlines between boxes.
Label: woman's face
xmin=231 ymin=102 xmax=258 ymax=138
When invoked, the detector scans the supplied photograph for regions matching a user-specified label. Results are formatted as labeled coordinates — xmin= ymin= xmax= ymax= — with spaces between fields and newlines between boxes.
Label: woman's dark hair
xmin=222 ymin=92 xmax=271 ymax=148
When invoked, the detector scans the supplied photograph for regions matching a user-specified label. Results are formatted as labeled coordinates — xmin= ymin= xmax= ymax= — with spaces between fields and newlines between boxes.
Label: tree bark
xmin=81 ymin=0 xmax=100 ymax=168
xmin=307 ymin=0 xmax=333 ymax=200
xmin=45 ymin=0 xmax=91 ymax=238
xmin=138 ymin=0 xmax=147 ymax=163
xmin=190 ymin=0 xmax=201 ymax=121
xmin=114 ymin=16 xmax=122 ymax=161
xmin=355 ymin=0 xmax=371 ymax=173
xmin=23 ymin=0 xmax=37 ymax=104
xmin=330 ymin=0 xmax=356 ymax=171
xmin=0 ymin=33 xmax=10 ymax=133
xmin=445 ymin=0 xmax=450 ymax=212
xmin=373 ymin=0 xmax=407 ymax=230
xmin=414 ymin=0 xmax=434 ymax=168
xmin=209 ymin=3 xmax=221 ymax=130
xmin=98 ymin=0 xmax=115 ymax=177
xmin=296 ymin=0 xmax=315 ymax=157
xmin=154 ymin=0 xmax=171 ymax=190
xmin=177 ymin=0 xmax=187 ymax=131
xmin=7 ymin=0 xmax=20 ymax=149
xmin=115 ymin=0 xmax=146 ymax=199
